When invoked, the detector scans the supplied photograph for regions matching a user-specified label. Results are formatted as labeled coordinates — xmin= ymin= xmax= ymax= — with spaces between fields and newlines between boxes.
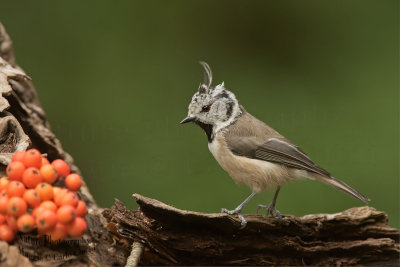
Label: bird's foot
xmin=221 ymin=207 xmax=247 ymax=229
xmin=256 ymin=203 xmax=282 ymax=219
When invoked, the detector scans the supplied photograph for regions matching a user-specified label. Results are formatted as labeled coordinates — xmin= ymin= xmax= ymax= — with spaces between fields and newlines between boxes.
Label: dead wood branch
xmin=103 ymin=194 xmax=400 ymax=266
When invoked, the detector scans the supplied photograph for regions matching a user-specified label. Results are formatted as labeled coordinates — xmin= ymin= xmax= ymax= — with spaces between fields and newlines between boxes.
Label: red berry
xmin=22 ymin=168 xmax=42 ymax=188
xmin=0 ymin=214 xmax=5 ymax=224
xmin=76 ymin=200 xmax=87 ymax=217
xmin=6 ymin=215 xmax=17 ymax=232
xmin=57 ymin=205 xmax=76 ymax=224
xmin=36 ymin=209 xmax=57 ymax=232
xmin=46 ymin=223 xmax=67 ymax=241
xmin=32 ymin=206 xmax=46 ymax=220
xmin=66 ymin=217 xmax=87 ymax=237
xmin=0 ymin=177 xmax=9 ymax=191
xmin=6 ymin=161 xmax=26 ymax=181
xmin=17 ymin=214 xmax=35 ymax=233
xmin=41 ymin=157 xmax=50 ymax=167
xmin=0 ymin=225 xmax=15 ymax=242
xmin=54 ymin=188 xmax=68 ymax=207
xmin=40 ymin=201 xmax=57 ymax=212
xmin=40 ymin=165 xmax=58 ymax=184
xmin=7 ymin=181 xmax=26 ymax=197
xmin=23 ymin=149 xmax=42 ymax=168
xmin=7 ymin=197 xmax=27 ymax=217
xmin=0 ymin=195 xmax=8 ymax=214
xmin=51 ymin=159 xmax=70 ymax=177
xmin=23 ymin=189 xmax=41 ymax=208
xmin=11 ymin=151 xmax=26 ymax=163
xmin=35 ymin=183 xmax=53 ymax=201
xmin=61 ymin=192 xmax=78 ymax=207
xmin=65 ymin=173 xmax=82 ymax=191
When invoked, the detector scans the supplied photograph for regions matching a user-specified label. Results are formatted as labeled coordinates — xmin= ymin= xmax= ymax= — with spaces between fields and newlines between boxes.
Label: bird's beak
xmin=180 ymin=116 xmax=195 ymax=124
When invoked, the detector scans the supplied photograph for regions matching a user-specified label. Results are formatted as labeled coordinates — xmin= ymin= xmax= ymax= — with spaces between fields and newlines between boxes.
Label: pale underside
xmin=208 ymin=135 xmax=306 ymax=193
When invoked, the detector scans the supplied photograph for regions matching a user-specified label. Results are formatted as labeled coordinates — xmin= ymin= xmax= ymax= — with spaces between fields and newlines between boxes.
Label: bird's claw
xmin=257 ymin=203 xmax=283 ymax=219
xmin=221 ymin=208 xmax=247 ymax=229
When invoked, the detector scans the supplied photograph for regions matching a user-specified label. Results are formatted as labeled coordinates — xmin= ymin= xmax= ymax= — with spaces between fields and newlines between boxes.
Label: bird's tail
xmin=314 ymin=175 xmax=370 ymax=204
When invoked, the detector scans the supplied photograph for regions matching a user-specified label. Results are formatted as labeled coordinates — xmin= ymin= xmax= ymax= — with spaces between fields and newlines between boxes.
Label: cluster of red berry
xmin=0 ymin=149 xmax=87 ymax=242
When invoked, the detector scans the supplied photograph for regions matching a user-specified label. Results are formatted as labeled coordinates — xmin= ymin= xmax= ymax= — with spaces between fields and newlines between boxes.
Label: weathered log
xmin=103 ymin=194 xmax=400 ymax=266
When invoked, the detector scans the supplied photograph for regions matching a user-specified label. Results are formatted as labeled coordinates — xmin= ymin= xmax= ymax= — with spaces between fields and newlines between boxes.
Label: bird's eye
xmin=201 ymin=105 xmax=211 ymax=112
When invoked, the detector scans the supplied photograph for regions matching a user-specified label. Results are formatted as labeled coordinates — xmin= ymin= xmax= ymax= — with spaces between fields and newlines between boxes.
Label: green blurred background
xmin=1 ymin=1 xmax=398 ymax=227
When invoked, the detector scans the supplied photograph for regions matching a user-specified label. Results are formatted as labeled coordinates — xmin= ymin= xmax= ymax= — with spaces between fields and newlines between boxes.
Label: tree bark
xmin=0 ymin=21 xmax=399 ymax=266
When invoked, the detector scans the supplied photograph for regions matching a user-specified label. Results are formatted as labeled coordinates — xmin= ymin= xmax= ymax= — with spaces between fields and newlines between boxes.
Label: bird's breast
xmin=207 ymin=137 xmax=223 ymax=161
xmin=208 ymin=134 xmax=293 ymax=193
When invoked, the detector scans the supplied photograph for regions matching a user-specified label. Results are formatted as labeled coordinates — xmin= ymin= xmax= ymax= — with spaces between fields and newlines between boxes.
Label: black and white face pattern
xmin=186 ymin=82 xmax=241 ymax=137
xmin=182 ymin=62 xmax=242 ymax=142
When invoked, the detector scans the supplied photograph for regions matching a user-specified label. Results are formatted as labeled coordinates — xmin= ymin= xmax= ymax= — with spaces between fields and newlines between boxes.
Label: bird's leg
xmin=221 ymin=192 xmax=256 ymax=228
xmin=257 ymin=186 xmax=282 ymax=219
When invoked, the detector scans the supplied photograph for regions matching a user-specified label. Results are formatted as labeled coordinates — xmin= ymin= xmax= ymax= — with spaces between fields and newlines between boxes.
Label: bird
xmin=180 ymin=62 xmax=370 ymax=228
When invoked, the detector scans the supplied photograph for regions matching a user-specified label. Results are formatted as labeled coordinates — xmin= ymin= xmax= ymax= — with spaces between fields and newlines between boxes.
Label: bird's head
xmin=180 ymin=62 xmax=241 ymax=141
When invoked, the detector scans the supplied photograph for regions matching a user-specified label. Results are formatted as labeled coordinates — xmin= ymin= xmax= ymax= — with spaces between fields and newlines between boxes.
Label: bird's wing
xmin=258 ymin=138 xmax=331 ymax=177
xmin=224 ymin=110 xmax=331 ymax=177
xmin=227 ymin=135 xmax=331 ymax=177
